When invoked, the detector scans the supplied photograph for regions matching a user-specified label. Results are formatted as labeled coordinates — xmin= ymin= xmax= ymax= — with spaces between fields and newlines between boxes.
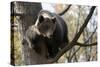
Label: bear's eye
xmin=39 ymin=15 xmax=44 ymax=23
xmin=52 ymin=17 xmax=56 ymax=23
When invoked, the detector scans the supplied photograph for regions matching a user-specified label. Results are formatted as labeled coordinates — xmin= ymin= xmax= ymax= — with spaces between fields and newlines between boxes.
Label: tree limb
xmin=69 ymin=47 xmax=81 ymax=62
xmin=58 ymin=5 xmax=71 ymax=16
xmin=85 ymin=26 xmax=97 ymax=43
xmin=75 ymin=42 xmax=97 ymax=47
xmin=47 ymin=6 xmax=96 ymax=63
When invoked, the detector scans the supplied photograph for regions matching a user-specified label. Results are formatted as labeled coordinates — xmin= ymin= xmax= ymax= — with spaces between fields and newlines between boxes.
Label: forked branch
xmin=47 ymin=6 xmax=96 ymax=63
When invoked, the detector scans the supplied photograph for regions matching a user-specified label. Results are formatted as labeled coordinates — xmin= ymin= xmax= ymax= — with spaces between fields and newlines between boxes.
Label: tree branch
xmin=58 ymin=5 xmax=71 ymax=16
xmin=69 ymin=47 xmax=81 ymax=62
xmin=85 ymin=26 xmax=97 ymax=43
xmin=75 ymin=42 xmax=97 ymax=47
xmin=47 ymin=6 xmax=96 ymax=63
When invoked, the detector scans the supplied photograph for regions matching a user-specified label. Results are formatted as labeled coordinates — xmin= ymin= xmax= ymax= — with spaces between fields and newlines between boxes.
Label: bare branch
xmin=85 ymin=26 xmax=97 ymax=43
xmin=69 ymin=47 xmax=81 ymax=61
xmin=75 ymin=42 xmax=97 ymax=47
xmin=72 ymin=6 xmax=96 ymax=42
xmin=58 ymin=5 xmax=71 ymax=16
xmin=47 ymin=6 xmax=96 ymax=63
xmin=76 ymin=26 xmax=97 ymax=47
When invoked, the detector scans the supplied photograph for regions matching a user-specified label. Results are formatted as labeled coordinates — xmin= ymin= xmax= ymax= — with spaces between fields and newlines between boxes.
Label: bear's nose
xmin=50 ymin=35 xmax=53 ymax=38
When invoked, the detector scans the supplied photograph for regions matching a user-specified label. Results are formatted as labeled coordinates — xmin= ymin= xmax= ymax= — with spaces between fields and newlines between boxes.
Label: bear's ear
xmin=52 ymin=17 xmax=56 ymax=23
xmin=39 ymin=15 xmax=44 ymax=23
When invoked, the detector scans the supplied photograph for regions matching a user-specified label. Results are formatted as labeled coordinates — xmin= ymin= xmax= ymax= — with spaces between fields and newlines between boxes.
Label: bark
xmin=11 ymin=1 xmax=51 ymax=65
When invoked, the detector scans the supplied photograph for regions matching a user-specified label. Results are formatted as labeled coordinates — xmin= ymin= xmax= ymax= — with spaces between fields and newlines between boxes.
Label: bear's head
xmin=37 ymin=15 xmax=56 ymax=38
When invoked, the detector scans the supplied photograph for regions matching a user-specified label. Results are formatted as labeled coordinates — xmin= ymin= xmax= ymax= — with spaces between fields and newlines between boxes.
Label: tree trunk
xmin=11 ymin=1 xmax=51 ymax=65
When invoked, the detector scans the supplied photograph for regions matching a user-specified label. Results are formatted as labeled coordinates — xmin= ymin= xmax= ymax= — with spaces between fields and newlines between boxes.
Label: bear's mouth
xmin=41 ymin=32 xmax=51 ymax=38
xmin=31 ymin=25 xmax=41 ymax=35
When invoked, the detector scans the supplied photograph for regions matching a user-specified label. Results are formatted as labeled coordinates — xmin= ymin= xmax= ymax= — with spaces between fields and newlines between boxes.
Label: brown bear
xmin=34 ymin=10 xmax=69 ymax=58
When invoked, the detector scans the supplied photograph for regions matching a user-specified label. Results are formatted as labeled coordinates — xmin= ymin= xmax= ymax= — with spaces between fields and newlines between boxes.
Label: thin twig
xmin=75 ymin=42 xmax=97 ymax=47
